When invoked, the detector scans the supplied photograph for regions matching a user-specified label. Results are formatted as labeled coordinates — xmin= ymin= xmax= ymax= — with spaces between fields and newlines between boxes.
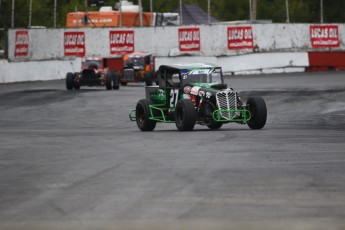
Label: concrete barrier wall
xmin=3 ymin=23 xmax=345 ymax=83
xmin=0 ymin=59 xmax=81 ymax=83
xmin=7 ymin=23 xmax=345 ymax=61
xmin=1 ymin=52 xmax=307 ymax=83
xmin=155 ymin=52 xmax=308 ymax=74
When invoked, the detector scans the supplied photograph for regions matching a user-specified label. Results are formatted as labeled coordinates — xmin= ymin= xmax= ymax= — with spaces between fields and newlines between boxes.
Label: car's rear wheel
xmin=66 ymin=72 xmax=74 ymax=90
xmin=136 ymin=99 xmax=156 ymax=131
xmin=145 ymin=78 xmax=153 ymax=86
xmin=73 ymin=73 xmax=80 ymax=90
xmin=175 ymin=99 xmax=196 ymax=131
xmin=112 ymin=71 xmax=120 ymax=90
xmin=120 ymin=82 xmax=128 ymax=86
xmin=106 ymin=74 xmax=113 ymax=90
xmin=246 ymin=97 xmax=267 ymax=129
xmin=145 ymin=70 xmax=153 ymax=86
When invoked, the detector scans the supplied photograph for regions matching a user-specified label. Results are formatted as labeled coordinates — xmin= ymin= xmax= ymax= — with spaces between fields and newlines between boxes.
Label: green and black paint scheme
xmin=129 ymin=63 xmax=267 ymax=131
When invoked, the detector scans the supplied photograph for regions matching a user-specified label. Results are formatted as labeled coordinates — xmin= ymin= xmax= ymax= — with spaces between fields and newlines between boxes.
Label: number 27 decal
xmin=170 ymin=89 xmax=179 ymax=107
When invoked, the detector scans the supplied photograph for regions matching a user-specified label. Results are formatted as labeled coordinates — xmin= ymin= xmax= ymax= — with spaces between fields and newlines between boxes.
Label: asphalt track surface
xmin=0 ymin=71 xmax=345 ymax=229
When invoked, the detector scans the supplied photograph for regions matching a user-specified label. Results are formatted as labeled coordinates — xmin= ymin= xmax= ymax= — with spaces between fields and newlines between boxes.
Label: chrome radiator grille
xmin=216 ymin=90 xmax=238 ymax=120
xmin=123 ymin=69 xmax=135 ymax=81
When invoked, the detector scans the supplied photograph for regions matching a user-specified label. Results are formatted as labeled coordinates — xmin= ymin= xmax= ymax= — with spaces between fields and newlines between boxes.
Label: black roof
xmin=174 ymin=3 xmax=220 ymax=25
xmin=160 ymin=63 xmax=221 ymax=71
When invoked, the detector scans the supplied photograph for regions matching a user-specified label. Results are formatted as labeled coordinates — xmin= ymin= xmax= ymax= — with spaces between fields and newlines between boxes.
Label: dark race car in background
xmin=119 ymin=52 xmax=155 ymax=86
xmin=66 ymin=56 xmax=120 ymax=90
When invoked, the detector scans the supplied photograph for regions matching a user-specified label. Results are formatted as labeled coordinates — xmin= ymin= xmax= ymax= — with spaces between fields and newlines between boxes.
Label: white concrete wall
xmin=218 ymin=52 xmax=309 ymax=72
xmin=0 ymin=59 xmax=81 ymax=83
xmin=155 ymin=52 xmax=308 ymax=74
xmin=1 ymin=52 xmax=308 ymax=83
xmin=254 ymin=24 xmax=309 ymax=52
xmin=7 ymin=24 xmax=345 ymax=61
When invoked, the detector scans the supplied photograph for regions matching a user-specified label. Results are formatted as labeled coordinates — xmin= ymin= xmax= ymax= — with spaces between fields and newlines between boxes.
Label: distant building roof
xmin=174 ymin=3 xmax=220 ymax=25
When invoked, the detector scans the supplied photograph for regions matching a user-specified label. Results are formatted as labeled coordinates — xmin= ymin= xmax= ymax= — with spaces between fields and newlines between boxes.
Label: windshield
xmin=125 ymin=57 xmax=144 ymax=67
xmin=82 ymin=59 xmax=102 ymax=69
xmin=181 ymin=68 xmax=223 ymax=85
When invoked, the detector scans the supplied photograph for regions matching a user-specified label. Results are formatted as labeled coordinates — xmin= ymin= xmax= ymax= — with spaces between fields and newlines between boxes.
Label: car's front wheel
xmin=175 ymin=99 xmax=196 ymax=131
xmin=66 ymin=72 xmax=74 ymax=90
xmin=136 ymin=99 xmax=156 ymax=131
xmin=207 ymin=121 xmax=223 ymax=130
xmin=246 ymin=97 xmax=267 ymax=129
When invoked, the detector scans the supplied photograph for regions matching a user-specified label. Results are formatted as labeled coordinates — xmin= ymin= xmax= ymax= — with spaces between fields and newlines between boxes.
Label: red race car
xmin=66 ymin=56 xmax=120 ymax=90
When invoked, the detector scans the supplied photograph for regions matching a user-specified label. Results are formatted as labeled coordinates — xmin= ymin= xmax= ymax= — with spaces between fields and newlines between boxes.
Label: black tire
xmin=111 ymin=71 xmax=120 ymax=90
xmin=145 ymin=70 xmax=153 ymax=86
xmin=73 ymin=73 xmax=80 ymax=90
xmin=66 ymin=72 xmax=74 ymax=90
xmin=106 ymin=73 xmax=113 ymax=90
xmin=154 ymin=71 xmax=160 ymax=85
xmin=145 ymin=78 xmax=153 ymax=86
xmin=174 ymin=99 xmax=196 ymax=131
xmin=136 ymin=99 xmax=156 ymax=131
xmin=120 ymin=82 xmax=128 ymax=86
xmin=207 ymin=121 xmax=223 ymax=130
xmin=246 ymin=97 xmax=267 ymax=129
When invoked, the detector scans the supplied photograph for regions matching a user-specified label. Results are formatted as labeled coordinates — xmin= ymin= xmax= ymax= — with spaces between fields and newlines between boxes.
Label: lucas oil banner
xmin=310 ymin=25 xmax=339 ymax=48
xmin=228 ymin=26 xmax=254 ymax=50
xmin=178 ymin=28 xmax=200 ymax=52
xmin=64 ymin=31 xmax=85 ymax=57
xmin=109 ymin=30 xmax=134 ymax=54
xmin=15 ymin=30 xmax=29 ymax=57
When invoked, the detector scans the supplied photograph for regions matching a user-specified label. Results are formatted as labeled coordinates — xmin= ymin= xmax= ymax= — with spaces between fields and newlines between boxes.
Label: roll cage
xmin=157 ymin=64 xmax=224 ymax=90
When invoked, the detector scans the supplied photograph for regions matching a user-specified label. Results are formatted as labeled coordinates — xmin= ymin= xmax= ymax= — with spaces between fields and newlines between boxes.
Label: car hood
xmin=190 ymin=82 xmax=227 ymax=90
xmin=184 ymin=83 xmax=229 ymax=97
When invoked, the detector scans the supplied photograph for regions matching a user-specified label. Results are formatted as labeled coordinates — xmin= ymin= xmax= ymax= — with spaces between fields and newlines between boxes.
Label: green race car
xmin=130 ymin=63 xmax=267 ymax=131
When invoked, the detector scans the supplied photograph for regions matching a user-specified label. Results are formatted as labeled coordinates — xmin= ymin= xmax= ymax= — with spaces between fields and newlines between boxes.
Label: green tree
xmin=323 ymin=0 xmax=345 ymax=23
xmin=289 ymin=0 xmax=311 ymax=23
